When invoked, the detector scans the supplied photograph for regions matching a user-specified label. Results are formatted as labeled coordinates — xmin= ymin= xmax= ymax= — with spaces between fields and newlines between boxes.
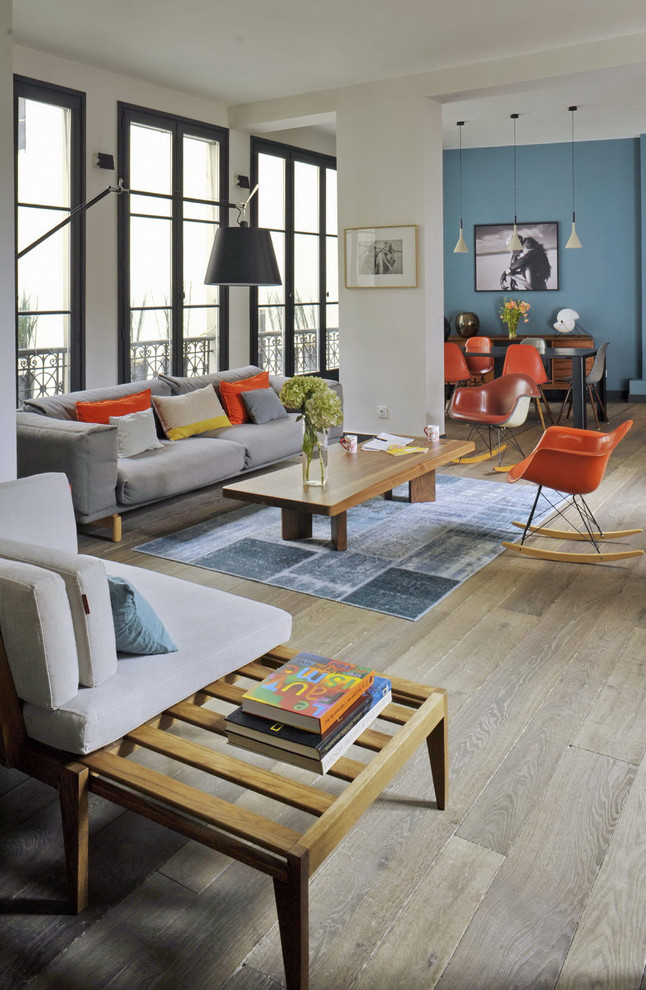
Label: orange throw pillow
xmin=76 ymin=389 xmax=152 ymax=424
xmin=218 ymin=372 xmax=270 ymax=424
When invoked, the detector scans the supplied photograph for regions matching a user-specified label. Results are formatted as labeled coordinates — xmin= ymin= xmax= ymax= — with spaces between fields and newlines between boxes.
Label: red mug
xmin=340 ymin=434 xmax=358 ymax=453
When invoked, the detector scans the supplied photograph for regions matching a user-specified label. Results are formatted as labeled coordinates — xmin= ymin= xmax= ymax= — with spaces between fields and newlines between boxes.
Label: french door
xmin=251 ymin=139 xmax=338 ymax=378
xmin=118 ymin=104 xmax=228 ymax=382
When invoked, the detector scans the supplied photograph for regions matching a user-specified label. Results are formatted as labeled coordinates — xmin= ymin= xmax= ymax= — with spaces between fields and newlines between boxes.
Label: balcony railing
xmin=17 ymin=346 xmax=68 ymax=403
xmin=17 ymin=330 xmax=338 ymax=403
xmin=131 ymin=336 xmax=214 ymax=380
xmin=257 ymin=329 xmax=340 ymax=375
xmin=17 ymin=336 xmax=215 ymax=402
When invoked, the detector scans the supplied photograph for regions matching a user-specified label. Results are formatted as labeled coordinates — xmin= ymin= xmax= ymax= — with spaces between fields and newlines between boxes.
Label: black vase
xmin=444 ymin=316 xmax=451 ymax=341
xmin=455 ymin=312 xmax=480 ymax=339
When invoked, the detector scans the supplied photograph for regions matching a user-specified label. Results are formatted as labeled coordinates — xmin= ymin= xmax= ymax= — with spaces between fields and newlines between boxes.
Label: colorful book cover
xmin=227 ymin=676 xmax=391 ymax=758
xmin=241 ymin=651 xmax=375 ymax=732
xmin=228 ymin=680 xmax=392 ymax=773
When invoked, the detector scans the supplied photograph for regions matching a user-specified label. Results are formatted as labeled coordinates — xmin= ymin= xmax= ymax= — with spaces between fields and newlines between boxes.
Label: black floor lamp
xmin=17 ymin=179 xmax=281 ymax=288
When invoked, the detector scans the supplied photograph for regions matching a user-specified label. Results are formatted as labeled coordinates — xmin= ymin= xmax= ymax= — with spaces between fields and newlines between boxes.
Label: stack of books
xmin=225 ymin=651 xmax=392 ymax=774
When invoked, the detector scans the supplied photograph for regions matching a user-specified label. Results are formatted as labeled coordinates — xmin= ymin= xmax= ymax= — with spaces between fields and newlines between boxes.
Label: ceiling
xmin=12 ymin=0 xmax=646 ymax=148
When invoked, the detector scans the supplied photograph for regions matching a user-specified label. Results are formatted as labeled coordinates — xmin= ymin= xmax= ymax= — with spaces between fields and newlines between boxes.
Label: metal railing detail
xmin=130 ymin=336 xmax=214 ymax=380
xmin=17 ymin=330 xmax=337 ymax=402
xmin=257 ymin=329 xmax=339 ymax=375
xmin=17 ymin=346 xmax=68 ymax=402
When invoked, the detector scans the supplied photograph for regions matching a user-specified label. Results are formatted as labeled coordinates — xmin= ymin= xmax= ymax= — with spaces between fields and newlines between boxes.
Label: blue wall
xmin=443 ymin=138 xmax=642 ymax=393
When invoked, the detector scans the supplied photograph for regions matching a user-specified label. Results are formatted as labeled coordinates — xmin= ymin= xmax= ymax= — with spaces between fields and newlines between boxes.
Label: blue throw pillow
xmin=107 ymin=576 xmax=178 ymax=655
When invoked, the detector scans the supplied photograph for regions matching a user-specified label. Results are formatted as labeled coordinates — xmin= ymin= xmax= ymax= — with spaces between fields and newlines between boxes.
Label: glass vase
xmin=302 ymin=423 xmax=328 ymax=486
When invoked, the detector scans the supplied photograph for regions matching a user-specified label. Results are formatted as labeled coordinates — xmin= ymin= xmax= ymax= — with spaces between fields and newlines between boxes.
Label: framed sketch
xmin=474 ymin=222 xmax=559 ymax=292
xmin=344 ymin=225 xmax=417 ymax=288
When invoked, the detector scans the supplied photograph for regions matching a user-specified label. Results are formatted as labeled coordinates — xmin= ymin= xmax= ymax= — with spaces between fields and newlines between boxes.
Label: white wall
xmin=13 ymin=45 xmax=255 ymax=386
xmin=0 ymin=2 xmax=16 ymax=479
xmin=260 ymin=125 xmax=336 ymax=158
xmin=336 ymin=88 xmax=445 ymax=435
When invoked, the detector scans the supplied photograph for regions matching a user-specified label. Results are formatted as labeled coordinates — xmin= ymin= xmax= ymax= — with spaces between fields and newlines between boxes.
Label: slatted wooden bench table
xmin=1 ymin=644 xmax=448 ymax=990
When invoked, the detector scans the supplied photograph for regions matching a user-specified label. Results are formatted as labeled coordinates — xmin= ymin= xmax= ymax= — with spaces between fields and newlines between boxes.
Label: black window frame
xmin=250 ymin=137 xmax=338 ymax=380
xmin=14 ymin=75 xmax=86 ymax=400
xmin=117 ymin=102 xmax=229 ymax=382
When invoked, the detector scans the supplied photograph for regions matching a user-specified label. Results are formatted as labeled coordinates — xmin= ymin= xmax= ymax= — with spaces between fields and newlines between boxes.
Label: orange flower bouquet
xmin=499 ymin=298 xmax=530 ymax=338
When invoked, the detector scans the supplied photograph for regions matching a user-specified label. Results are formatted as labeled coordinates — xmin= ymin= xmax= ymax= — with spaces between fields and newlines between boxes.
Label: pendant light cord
xmin=512 ymin=113 xmax=519 ymax=226
xmin=568 ymin=107 xmax=578 ymax=223
xmin=458 ymin=121 xmax=464 ymax=227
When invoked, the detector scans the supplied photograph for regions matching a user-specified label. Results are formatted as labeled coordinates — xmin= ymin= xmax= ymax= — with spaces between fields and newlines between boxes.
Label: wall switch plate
xmin=376 ymin=405 xmax=388 ymax=418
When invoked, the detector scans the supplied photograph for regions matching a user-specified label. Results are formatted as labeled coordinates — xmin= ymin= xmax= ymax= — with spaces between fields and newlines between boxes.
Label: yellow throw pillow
xmin=152 ymin=385 xmax=231 ymax=441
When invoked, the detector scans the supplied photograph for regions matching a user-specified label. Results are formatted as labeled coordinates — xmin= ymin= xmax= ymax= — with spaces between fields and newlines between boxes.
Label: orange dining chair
xmin=502 ymin=421 xmax=643 ymax=563
xmin=444 ymin=340 xmax=474 ymax=405
xmin=448 ymin=372 xmax=541 ymax=468
xmin=464 ymin=336 xmax=494 ymax=385
xmin=502 ymin=343 xmax=554 ymax=429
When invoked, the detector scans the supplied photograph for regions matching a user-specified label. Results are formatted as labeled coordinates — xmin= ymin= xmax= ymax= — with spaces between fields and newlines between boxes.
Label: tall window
xmin=118 ymin=105 xmax=228 ymax=382
xmin=251 ymin=140 xmax=338 ymax=378
xmin=14 ymin=77 xmax=85 ymax=402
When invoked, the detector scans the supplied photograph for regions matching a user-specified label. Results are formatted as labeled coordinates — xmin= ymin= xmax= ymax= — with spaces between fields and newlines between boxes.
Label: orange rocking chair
xmin=502 ymin=421 xmax=643 ymax=563
xmin=448 ymin=372 xmax=541 ymax=468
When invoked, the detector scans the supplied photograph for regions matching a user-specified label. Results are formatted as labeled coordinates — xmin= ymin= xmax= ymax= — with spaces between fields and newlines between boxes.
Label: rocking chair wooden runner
xmin=502 ymin=421 xmax=643 ymax=563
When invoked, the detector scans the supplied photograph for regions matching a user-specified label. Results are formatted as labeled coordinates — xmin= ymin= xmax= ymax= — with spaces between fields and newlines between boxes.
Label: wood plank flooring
xmin=1 ymin=401 xmax=645 ymax=989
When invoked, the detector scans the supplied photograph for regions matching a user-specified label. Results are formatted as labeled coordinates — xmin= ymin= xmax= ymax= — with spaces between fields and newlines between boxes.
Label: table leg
xmin=330 ymin=512 xmax=347 ymax=551
xmin=409 ymin=470 xmax=436 ymax=503
xmin=426 ymin=709 xmax=448 ymax=811
xmin=571 ymin=354 xmax=587 ymax=429
xmin=282 ymin=508 xmax=312 ymax=541
xmin=274 ymin=849 xmax=309 ymax=990
xmin=599 ymin=366 xmax=609 ymax=421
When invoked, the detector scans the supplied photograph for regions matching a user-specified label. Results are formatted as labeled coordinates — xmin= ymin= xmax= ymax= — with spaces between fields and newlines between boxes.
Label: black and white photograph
xmin=474 ymin=222 xmax=558 ymax=292
xmin=345 ymin=225 xmax=417 ymax=288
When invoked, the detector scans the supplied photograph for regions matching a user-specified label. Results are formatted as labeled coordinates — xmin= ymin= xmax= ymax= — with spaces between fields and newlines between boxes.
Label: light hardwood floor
xmin=1 ymin=401 xmax=645 ymax=990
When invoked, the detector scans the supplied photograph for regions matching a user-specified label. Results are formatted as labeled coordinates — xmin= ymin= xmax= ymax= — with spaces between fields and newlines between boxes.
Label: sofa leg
xmin=59 ymin=763 xmax=90 ymax=913
xmin=111 ymin=514 xmax=122 ymax=542
xmin=87 ymin=513 xmax=122 ymax=542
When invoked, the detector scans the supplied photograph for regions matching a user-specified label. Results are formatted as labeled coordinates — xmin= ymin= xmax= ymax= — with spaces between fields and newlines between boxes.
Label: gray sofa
xmin=16 ymin=365 xmax=343 ymax=536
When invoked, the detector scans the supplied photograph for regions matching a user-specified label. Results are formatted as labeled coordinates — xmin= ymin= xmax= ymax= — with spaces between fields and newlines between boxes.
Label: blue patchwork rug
xmin=135 ymin=476 xmax=547 ymax=621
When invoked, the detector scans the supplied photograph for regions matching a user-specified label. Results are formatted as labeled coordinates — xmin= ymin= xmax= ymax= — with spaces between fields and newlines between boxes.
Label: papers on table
xmin=362 ymin=432 xmax=416 ymax=451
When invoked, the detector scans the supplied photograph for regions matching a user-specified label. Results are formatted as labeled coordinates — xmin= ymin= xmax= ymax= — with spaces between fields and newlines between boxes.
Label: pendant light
xmin=508 ymin=113 xmax=523 ymax=251
xmin=453 ymin=120 xmax=468 ymax=253
xmin=565 ymin=106 xmax=582 ymax=249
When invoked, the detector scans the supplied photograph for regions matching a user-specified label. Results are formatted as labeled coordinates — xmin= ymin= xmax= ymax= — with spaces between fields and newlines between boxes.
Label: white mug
xmin=424 ymin=424 xmax=440 ymax=443
xmin=340 ymin=434 xmax=358 ymax=453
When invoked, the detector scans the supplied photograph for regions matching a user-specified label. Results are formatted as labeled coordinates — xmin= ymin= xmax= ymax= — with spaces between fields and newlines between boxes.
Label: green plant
xmin=280 ymin=375 xmax=343 ymax=484
xmin=17 ymin=292 xmax=39 ymax=350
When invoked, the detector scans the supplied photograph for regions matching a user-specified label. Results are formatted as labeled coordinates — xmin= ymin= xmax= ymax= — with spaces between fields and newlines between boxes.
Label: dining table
xmin=463 ymin=344 xmax=601 ymax=430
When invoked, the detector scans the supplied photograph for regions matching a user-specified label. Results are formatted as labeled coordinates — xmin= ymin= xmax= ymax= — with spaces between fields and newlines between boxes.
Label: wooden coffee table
xmin=222 ymin=436 xmax=475 ymax=550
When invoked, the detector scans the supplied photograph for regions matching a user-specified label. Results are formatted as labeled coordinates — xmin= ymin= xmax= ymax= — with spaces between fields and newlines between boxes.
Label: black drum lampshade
xmin=204 ymin=223 xmax=281 ymax=286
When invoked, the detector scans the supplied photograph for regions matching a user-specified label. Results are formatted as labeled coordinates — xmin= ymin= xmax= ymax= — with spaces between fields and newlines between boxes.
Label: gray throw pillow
xmin=109 ymin=407 xmax=163 ymax=457
xmin=241 ymin=388 xmax=288 ymax=424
